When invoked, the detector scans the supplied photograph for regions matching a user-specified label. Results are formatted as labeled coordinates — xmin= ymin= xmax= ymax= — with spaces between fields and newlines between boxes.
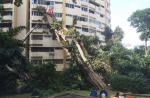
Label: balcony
xmin=30 ymin=52 xmax=54 ymax=59
xmin=31 ymin=16 xmax=43 ymax=21
xmin=2 ymin=15 xmax=12 ymax=20
xmin=2 ymin=27 xmax=9 ymax=32
xmin=3 ymin=4 xmax=13 ymax=9
xmin=89 ymin=0 xmax=100 ymax=6
xmin=31 ymin=4 xmax=47 ymax=10
xmin=32 ymin=28 xmax=44 ymax=33
xmin=1 ymin=0 xmax=13 ymax=4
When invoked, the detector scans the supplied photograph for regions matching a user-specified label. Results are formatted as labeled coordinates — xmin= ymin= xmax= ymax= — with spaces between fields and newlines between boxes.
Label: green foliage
xmin=61 ymin=45 xmax=93 ymax=90
xmin=0 ymin=27 xmax=28 ymax=95
xmin=128 ymin=8 xmax=150 ymax=55
xmin=80 ymin=35 xmax=99 ymax=56
xmin=128 ymin=8 xmax=150 ymax=33
xmin=112 ymin=26 xmax=124 ymax=44
xmin=40 ymin=89 xmax=55 ymax=97
xmin=29 ymin=63 xmax=60 ymax=90
xmin=109 ymin=74 xmax=150 ymax=93
xmin=105 ymin=44 xmax=150 ymax=93
xmin=64 ymin=28 xmax=77 ymax=36
xmin=14 ymin=0 xmax=23 ymax=7
xmin=102 ymin=26 xmax=113 ymax=42
xmin=134 ymin=46 xmax=145 ymax=56
xmin=51 ymin=21 xmax=63 ymax=30
xmin=102 ymin=26 xmax=113 ymax=50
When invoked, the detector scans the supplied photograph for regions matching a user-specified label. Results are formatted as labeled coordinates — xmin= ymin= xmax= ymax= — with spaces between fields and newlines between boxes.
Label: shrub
xmin=109 ymin=74 xmax=149 ymax=93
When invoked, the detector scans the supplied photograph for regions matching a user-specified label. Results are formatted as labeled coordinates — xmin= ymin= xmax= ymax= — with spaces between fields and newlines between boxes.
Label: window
xmin=81 ymin=7 xmax=88 ymax=12
xmin=55 ymin=2 xmax=63 ymax=4
xmin=32 ymin=23 xmax=48 ymax=29
xmin=54 ymin=13 xmax=62 ymax=17
xmin=66 ymin=25 xmax=72 ymax=28
xmin=82 ymin=27 xmax=88 ymax=32
xmin=55 ymin=47 xmax=63 ymax=50
xmin=0 ymin=23 xmax=12 ymax=27
xmin=100 ymin=5 xmax=104 ymax=8
xmin=89 ymin=29 xmax=96 ymax=33
xmin=66 ymin=3 xmax=74 ymax=8
xmin=80 ymin=17 xmax=88 ymax=22
xmin=54 ymin=59 xmax=63 ymax=64
xmin=1 ymin=11 xmax=12 ymax=16
xmin=89 ymin=9 xmax=95 ymax=14
xmin=31 ymin=59 xmax=42 ymax=65
xmin=31 ymin=47 xmax=54 ymax=52
xmin=44 ymin=35 xmax=51 ymax=37
xmin=66 ymin=14 xmax=73 ymax=17
xmin=75 ymin=5 xmax=80 ymax=8
xmin=32 ymin=11 xmax=43 ymax=16
xmin=81 ymin=0 xmax=88 ymax=2
xmin=1 ymin=0 xmax=13 ymax=4
xmin=100 ymin=14 xmax=104 ymax=17
xmin=31 ymin=35 xmax=43 ymax=40
xmin=75 ymin=26 xmax=81 ymax=29
xmin=32 ymin=0 xmax=44 ymax=4
xmin=47 ymin=1 xmax=54 ymax=5
xmin=32 ymin=0 xmax=36 ymax=4
xmin=31 ymin=44 xmax=43 ymax=46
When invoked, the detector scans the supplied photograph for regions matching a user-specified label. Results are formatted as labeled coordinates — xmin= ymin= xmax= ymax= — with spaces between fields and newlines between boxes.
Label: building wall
xmin=0 ymin=0 xmax=111 ymax=71
xmin=1 ymin=0 xmax=14 ymax=32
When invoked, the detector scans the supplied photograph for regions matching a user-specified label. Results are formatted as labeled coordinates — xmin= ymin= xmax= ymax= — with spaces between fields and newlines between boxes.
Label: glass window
xmin=31 ymin=47 xmax=54 ymax=52
xmin=47 ymin=1 xmax=54 ymax=5
xmin=82 ymin=27 xmax=88 ymax=32
xmin=82 ymin=7 xmax=88 ymax=12
xmin=54 ymin=13 xmax=62 ymax=17
xmin=66 ymin=3 xmax=74 ymax=8
xmin=31 ymin=35 xmax=43 ymax=40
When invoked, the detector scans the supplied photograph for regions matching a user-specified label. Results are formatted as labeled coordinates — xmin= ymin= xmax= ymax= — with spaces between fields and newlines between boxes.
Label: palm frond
xmin=36 ymin=6 xmax=46 ymax=14
xmin=7 ymin=26 xmax=26 ymax=37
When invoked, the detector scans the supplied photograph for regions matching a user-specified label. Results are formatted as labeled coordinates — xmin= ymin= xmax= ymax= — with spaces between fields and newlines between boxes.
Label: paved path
xmin=53 ymin=94 xmax=96 ymax=98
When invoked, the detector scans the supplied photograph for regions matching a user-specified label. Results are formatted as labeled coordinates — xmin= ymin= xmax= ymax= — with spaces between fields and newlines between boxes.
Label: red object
xmin=46 ymin=8 xmax=53 ymax=15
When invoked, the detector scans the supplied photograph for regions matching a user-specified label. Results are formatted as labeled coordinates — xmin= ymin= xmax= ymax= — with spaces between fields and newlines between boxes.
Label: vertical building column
xmin=12 ymin=0 xmax=17 ymax=28
xmin=62 ymin=0 xmax=66 ymax=28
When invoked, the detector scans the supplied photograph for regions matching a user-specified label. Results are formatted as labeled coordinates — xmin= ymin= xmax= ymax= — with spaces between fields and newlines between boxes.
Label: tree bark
xmin=75 ymin=41 xmax=107 ymax=89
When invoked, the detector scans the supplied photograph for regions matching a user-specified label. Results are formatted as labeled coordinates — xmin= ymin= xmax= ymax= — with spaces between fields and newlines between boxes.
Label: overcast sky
xmin=111 ymin=0 xmax=150 ymax=48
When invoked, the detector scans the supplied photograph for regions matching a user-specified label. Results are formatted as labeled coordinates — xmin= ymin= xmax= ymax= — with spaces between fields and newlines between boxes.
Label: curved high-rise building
xmin=0 ymin=0 xmax=111 ymax=71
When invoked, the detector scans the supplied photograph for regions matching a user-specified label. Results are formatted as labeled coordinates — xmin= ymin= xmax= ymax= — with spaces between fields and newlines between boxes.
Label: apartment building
xmin=0 ymin=0 xmax=111 ymax=71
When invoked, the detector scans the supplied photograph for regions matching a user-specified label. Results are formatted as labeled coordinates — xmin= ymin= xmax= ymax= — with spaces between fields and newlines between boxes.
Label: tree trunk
xmin=145 ymin=40 xmax=148 ymax=56
xmin=75 ymin=41 xmax=107 ymax=89
xmin=46 ymin=14 xmax=107 ymax=89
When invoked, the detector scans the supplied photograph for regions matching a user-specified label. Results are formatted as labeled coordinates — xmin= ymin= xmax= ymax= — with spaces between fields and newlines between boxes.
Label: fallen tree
xmin=36 ymin=6 xmax=111 ymax=89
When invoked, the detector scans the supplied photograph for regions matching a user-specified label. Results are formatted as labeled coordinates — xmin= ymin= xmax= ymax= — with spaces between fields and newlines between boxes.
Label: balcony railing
xmin=89 ymin=0 xmax=100 ymax=6
xmin=3 ymin=15 xmax=12 ymax=20
xmin=3 ymin=4 xmax=13 ymax=9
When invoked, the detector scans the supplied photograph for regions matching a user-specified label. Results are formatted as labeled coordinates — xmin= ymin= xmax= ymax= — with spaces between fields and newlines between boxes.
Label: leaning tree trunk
xmin=74 ymin=41 xmax=107 ymax=89
xmin=45 ymin=13 xmax=107 ymax=89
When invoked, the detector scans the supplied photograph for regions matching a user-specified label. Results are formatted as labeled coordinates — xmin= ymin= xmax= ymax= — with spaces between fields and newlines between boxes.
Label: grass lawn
xmin=49 ymin=90 xmax=90 ymax=98
xmin=0 ymin=91 xmax=149 ymax=98
xmin=0 ymin=94 xmax=31 ymax=98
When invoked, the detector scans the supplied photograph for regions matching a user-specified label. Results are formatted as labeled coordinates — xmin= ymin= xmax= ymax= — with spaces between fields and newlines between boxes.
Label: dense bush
xmin=61 ymin=64 xmax=92 ymax=90
xmin=109 ymin=74 xmax=150 ymax=93
xmin=28 ymin=63 xmax=61 ymax=90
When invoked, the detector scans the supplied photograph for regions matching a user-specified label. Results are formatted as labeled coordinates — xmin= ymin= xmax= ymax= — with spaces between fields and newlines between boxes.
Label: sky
xmin=111 ymin=0 xmax=150 ymax=48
